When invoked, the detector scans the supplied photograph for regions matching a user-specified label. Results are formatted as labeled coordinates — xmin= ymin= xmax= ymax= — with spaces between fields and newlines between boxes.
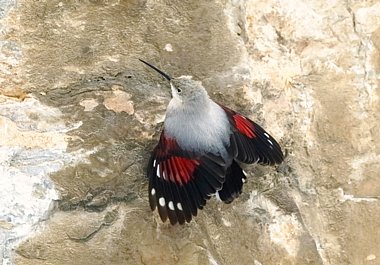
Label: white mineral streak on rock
xmin=349 ymin=153 xmax=380 ymax=182
xmin=79 ymin=98 xmax=99 ymax=112
xmin=207 ymin=251 xmax=219 ymax=265
xmin=246 ymin=192 xmax=302 ymax=257
xmin=0 ymin=97 xmax=80 ymax=264
xmin=366 ymin=254 xmax=376 ymax=261
xmin=337 ymin=188 xmax=378 ymax=203
xmin=355 ymin=3 xmax=380 ymax=35
xmin=164 ymin=43 xmax=173 ymax=52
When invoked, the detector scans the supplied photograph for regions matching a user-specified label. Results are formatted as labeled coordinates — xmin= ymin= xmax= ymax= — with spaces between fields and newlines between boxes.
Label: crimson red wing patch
xmin=233 ymin=114 xmax=256 ymax=138
xmin=220 ymin=105 xmax=284 ymax=165
xmin=148 ymin=132 xmax=227 ymax=225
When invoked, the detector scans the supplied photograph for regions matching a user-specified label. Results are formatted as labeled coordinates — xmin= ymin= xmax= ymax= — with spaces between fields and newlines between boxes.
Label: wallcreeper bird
xmin=140 ymin=59 xmax=284 ymax=225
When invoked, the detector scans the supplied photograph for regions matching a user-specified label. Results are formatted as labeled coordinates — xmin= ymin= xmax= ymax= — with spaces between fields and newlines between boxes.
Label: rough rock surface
xmin=0 ymin=0 xmax=379 ymax=264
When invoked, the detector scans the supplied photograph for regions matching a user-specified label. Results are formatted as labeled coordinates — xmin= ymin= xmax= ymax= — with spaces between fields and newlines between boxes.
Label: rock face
xmin=0 ymin=0 xmax=379 ymax=264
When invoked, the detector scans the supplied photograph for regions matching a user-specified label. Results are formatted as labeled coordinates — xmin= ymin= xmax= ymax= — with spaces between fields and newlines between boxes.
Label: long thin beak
xmin=139 ymin=59 xmax=172 ymax=81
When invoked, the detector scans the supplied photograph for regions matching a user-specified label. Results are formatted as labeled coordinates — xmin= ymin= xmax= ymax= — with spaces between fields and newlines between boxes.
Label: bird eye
xmin=177 ymin=88 xmax=182 ymax=93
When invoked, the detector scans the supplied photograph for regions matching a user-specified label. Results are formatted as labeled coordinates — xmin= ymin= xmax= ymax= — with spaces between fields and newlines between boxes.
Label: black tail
xmin=217 ymin=160 xmax=247 ymax=204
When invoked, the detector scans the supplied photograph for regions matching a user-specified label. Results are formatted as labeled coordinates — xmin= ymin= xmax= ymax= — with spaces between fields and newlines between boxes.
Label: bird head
xmin=139 ymin=59 xmax=209 ymax=105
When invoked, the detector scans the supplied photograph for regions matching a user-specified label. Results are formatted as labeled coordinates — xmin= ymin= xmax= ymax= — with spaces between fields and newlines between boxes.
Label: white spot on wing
xmin=151 ymin=188 xmax=156 ymax=196
xmin=153 ymin=159 xmax=156 ymax=167
xmin=168 ymin=201 xmax=175 ymax=211
xmin=264 ymin=132 xmax=270 ymax=138
xmin=156 ymin=164 xmax=161 ymax=178
xmin=215 ymin=191 xmax=222 ymax=202
xmin=267 ymin=139 xmax=273 ymax=145
xmin=242 ymin=170 xmax=247 ymax=183
xmin=159 ymin=197 xmax=165 ymax=207
xmin=177 ymin=202 xmax=183 ymax=211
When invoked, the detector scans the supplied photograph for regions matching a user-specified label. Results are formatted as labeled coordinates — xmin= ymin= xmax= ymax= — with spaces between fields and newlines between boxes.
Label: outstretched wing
xmin=147 ymin=132 xmax=228 ymax=225
xmin=221 ymin=105 xmax=284 ymax=165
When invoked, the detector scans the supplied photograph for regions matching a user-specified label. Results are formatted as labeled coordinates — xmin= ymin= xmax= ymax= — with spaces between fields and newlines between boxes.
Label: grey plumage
xmin=165 ymin=76 xmax=231 ymax=158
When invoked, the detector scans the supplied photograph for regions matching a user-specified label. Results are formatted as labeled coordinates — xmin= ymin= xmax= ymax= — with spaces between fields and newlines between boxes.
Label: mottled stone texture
xmin=0 ymin=0 xmax=379 ymax=264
